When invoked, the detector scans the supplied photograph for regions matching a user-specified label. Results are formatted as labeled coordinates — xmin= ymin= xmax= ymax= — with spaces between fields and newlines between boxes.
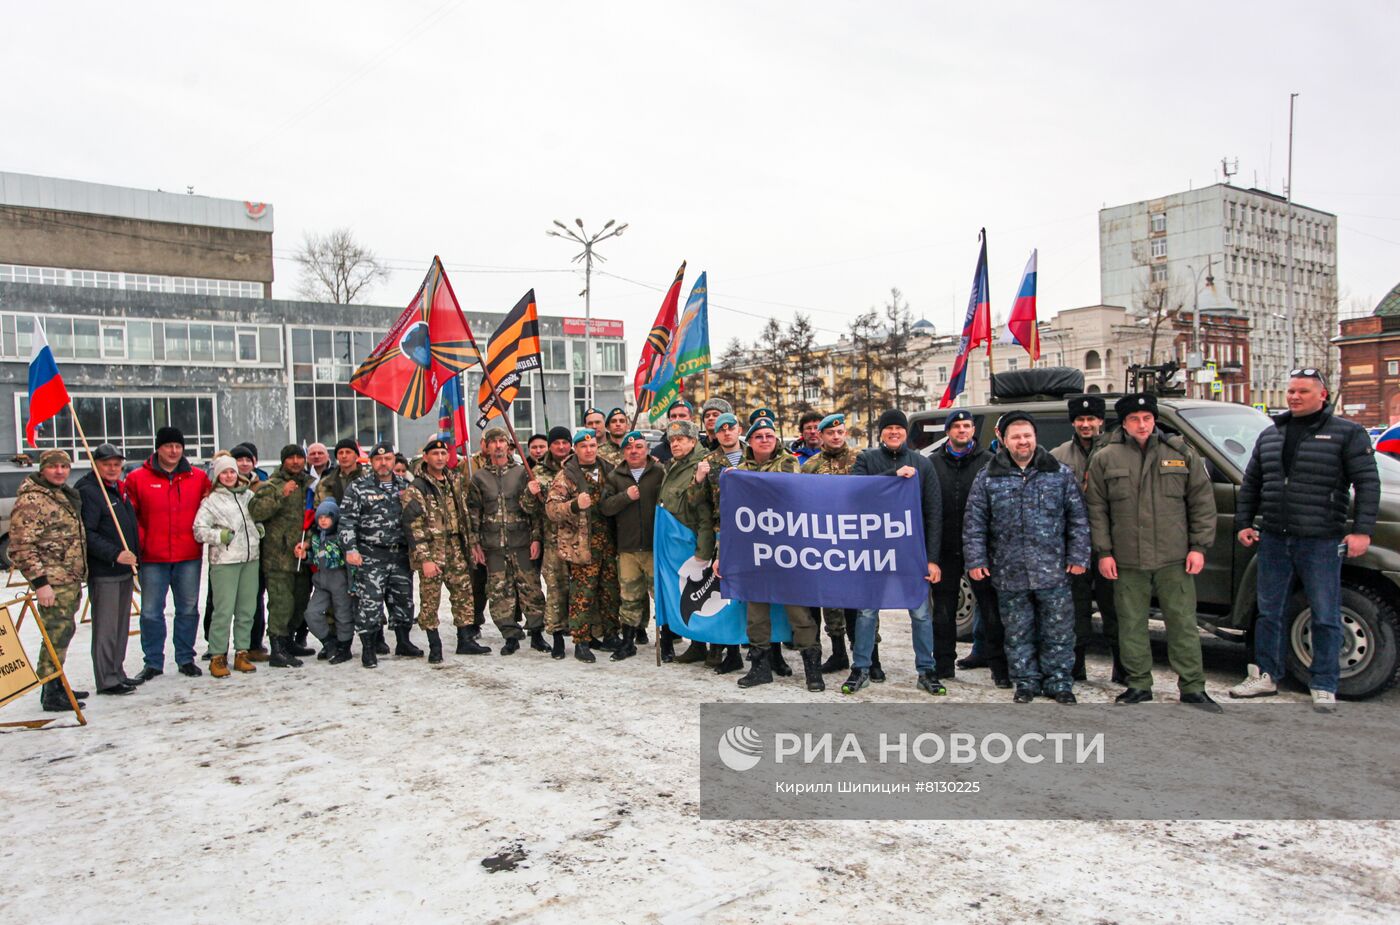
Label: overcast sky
xmin=5 ymin=1 xmax=1397 ymax=352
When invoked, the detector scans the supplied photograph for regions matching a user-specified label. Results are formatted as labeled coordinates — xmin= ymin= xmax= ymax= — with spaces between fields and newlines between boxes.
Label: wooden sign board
xmin=0 ymin=605 xmax=41 ymax=707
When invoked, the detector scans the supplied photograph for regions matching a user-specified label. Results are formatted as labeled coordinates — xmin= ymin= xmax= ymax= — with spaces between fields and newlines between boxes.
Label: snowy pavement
xmin=3 ymin=605 xmax=1398 ymax=924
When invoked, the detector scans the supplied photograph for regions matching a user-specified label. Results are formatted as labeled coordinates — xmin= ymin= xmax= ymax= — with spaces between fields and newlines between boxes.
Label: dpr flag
xmin=939 ymin=231 xmax=992 ymax=409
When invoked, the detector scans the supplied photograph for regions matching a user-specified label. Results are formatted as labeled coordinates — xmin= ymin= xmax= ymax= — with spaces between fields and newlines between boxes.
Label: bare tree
xmin=881 ymin=287 xmax=936 ymax=408
xmin=755 ymin=318 xmax=793 ymax=432
xmin=787 ymin=314 xmax=825 ymax=415
xmin=834 ymin=310 xmax=891 ymax=446
xmin=295 ymin=228 xmax=389 ymax=303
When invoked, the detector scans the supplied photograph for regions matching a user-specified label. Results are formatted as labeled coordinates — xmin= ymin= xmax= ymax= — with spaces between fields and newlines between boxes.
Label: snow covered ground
xmin=3 ymin=599 xmax=1398 ymax=924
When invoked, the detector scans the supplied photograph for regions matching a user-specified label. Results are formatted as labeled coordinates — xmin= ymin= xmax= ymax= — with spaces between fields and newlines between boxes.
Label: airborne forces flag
xmin=633 ymin=261 xmax=686 ymax=417
xmin=349 ymin=257 xmax=481 ymax=418
xmin=475 ymin=290 xmax=541 ymax=428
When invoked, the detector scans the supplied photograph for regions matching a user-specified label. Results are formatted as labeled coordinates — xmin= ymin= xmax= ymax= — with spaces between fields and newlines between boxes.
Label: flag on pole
xmin=645 ymin=272 xmax=712 ymax=422
xmin=25 ymin=318 xmax=71 ymax=447
xmin=1377 ymin=422 xmax=1400 ymax=456
xmin=436 ymin=375 xmax=468 ymax=467
xmin=349 ymin=256 xmax=481 ymax=418
xmin=634 ymin=261 xmax=686 ymax=415
xmin=939 ymin=232 xmax=992 ymax=408
xmin=475 ymin=290 xmax=541 ymax=428
xmin=1000 ymin=249 xmax=1039 ymax=360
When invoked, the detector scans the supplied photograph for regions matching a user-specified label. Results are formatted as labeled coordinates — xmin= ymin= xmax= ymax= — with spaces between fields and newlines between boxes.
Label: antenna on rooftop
xmin=1220 ymin=157 xmax=1238 ymax=185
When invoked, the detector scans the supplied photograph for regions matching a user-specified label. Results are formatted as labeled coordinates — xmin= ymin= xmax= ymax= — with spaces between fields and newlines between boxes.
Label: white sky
xmin=5 ymin=1 xmax=1398 ymax=352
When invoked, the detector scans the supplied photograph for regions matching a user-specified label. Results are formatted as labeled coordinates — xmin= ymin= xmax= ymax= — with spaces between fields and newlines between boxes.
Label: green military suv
xmin=909 ymin=395 xmax=1400 ymax=699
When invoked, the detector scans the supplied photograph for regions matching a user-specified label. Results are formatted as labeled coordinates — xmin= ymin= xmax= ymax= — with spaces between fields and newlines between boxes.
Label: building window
xmin=1151 ymin=265 xmax=1169 ymax=283
xmin=1085 ymin=350 xmax=1101 ymax=371
xmin=0 ymin=263 xmax=262 ymax=298
xmin=936 ymin=366 xmax=948 ymax=381
xmin=290 ymin=325 xmax=399 ymax=448
xmin=1150 ymin=212 xmax=1166 ymax=233
xmin=1389 ymin=360 xmax=1399 ymax=376
xmin=541 ymin=338 xmax=567 ymax=371
xmin=594 ymin=340 xmax=625 ymax=373
xmin=1006 ymin=358 xmax=1019 ymax=371
xmin=1150 ymin=238 xmax=1167 ymax=259
xmin=16 ymin=392 xmax=218 ymax=462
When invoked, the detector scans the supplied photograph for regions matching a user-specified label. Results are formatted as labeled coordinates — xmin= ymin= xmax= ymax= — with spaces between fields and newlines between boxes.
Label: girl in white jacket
xmin=193 ymin=456 xmax=263 ymax=677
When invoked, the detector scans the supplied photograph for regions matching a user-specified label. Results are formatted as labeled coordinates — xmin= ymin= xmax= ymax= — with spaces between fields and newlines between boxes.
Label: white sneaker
xmin=1228 ymin=664 xmax=1278 ymax=699
xmin=1311 ymin=689 xmax=1337 ymax=714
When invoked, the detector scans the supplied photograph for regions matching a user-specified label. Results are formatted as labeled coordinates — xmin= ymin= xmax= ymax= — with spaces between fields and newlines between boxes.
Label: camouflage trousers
xmin=485 ymin=547 xmax=545 ymax=638
xmin=33 ymin=582 xmax=82 ymax=680
xmin=541 ymin=546 xmax=570 ymax=634
xmin=617 ymin=551 xmax=654 ymax=629
xmin=567 ymin=532 xmax=620 ymax=643
xmin=998 ymin=584 xmax=1075 ymax=695
xmin=353 ymin=550 xmax=414 ymax=634
xmin=265 ymin=569 xmax=312 ymax=637
xmin=416 ymin=537 xmax=475 ymax=631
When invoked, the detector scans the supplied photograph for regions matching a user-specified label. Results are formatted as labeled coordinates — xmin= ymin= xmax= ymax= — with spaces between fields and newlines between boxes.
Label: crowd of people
xmin=8 ymin=369 xmax=1380 ymax=715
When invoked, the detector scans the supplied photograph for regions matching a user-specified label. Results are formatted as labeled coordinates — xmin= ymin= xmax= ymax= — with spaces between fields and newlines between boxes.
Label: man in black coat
xmin=928 ymin=409 xmax=1006 ymax=686
xmin=77 ymin=443 xmax=142 ymax=695
xmin=1230 ymin=369 xmax=1381 ymax=712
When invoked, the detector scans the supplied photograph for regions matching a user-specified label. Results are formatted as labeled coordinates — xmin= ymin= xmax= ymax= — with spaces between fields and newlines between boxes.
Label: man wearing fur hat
xmin=699 ymin=397 xmax=733 ymax=450
xmin=249 ymin=444 xmax=315 ymax=668
xmin=10 ymin=449 xmax=90 ymax=711
xmin=650 ymin=399 xmax=694 ymax=464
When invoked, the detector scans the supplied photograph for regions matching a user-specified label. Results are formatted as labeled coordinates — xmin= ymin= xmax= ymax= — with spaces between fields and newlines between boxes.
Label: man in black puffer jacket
xmin=1231 ymin=369 xmax=1381 ymax=712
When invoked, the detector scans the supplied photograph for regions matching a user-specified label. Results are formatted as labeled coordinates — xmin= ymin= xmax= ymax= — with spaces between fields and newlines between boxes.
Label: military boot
xmin=551 ymin=631 xmax=567 ymax=659
xmin=714 ymin=644 xmax=744 ymax=675
xmin=800 ymin=647 xmax=825 ymax=692
xmin=529 ymin=628 xmax=550 ymax=653
xmin=737 ymin=650 xmax=773 ymax=689
xmin=704 ymin=645 xmax=724 ymax=669
xmin=770 ymin=645 xmax=792 ymax=677
xmin=393 ymin=626 xmax=424 ymax=657
xmin=675 ymin=640 xmax=708 ymax=664
xmin=593 ymin=634 xmax=620 ymax=652
xmin=574 ymin=641 xmax=596 ymax=663
xmin=609 ymin=626 xmax=637 ymax=662
xmin=329 ymin=639 xmax=354 ymax=665
xmin=373 ymin=628 xmax=390 ymax=655
xmin=40 ymin=681 xmax=79 ymax=712
xmin=269 ymin=636 xmax=303 ymax=669
xmin=869 ymin=643 xmax=886 ymax=683
xmin=1072 ymin=645 xmax=1088 ymax=682
xmin=427 ymin=629 xmax=443 ymax=664
xmin=359 ymin=633 xmax=378 ymax=668
xmin=635 ymin=625 xmax=649 ymax=645
xmin=1110 ymin=646 xmax=1127 ymax=685
xmin=456 ymin=626 xmax=491 ymax=655
xmin=659 ymin=628 xmax=676 ymax=663
xmin=290 ymin=625 xmax=315 ymax=657
xmin=821 ymin=634 xmax=849 ymax=673
xmin=501 ymin=636 xmax=520 ymax=655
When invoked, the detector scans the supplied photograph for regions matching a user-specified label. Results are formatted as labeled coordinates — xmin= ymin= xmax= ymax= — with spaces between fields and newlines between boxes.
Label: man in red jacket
xmin=125 ymin=426 xmax=210 ymax=680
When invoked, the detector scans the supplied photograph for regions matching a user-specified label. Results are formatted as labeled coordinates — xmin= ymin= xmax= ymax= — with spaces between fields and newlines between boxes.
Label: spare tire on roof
xmin=990 ymin=367 xmax=1086 ymax=402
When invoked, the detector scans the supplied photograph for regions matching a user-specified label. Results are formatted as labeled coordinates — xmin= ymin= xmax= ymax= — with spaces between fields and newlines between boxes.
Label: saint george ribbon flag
xmin=633 ymin=261 xmax=686 ymax=418
xmin=939 ymin=230 xmax=992 ymax=409
xmin=1000 ymin=248 xmax=1039 ymax=360
xmin=718 ymin=470 xmax=928 ymax=610
xmin=349 ymin=256 xmax=481 ymax=418
xmin=645 ymin=272 xmax=712 ymax=422
xmin=475 ymin=290 xmax=541 ymax=428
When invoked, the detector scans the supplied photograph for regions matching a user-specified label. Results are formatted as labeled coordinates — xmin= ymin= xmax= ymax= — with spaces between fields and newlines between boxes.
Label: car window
xmin=1178 ymin=405 xmax=1272 ymax=472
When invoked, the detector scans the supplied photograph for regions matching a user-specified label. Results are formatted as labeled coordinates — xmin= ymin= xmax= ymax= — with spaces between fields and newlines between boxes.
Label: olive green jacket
xmin=658 ymin=447 xmax=714 ymax=561
xmin=248 ymin=465 xmax=313 ymax=573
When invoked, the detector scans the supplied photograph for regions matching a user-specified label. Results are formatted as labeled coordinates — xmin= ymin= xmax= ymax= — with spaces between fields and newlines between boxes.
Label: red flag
xmin=349 ymin=257 xmax=481 ymax=419
xmin=633 ymin=261 xmax=686 ymax=411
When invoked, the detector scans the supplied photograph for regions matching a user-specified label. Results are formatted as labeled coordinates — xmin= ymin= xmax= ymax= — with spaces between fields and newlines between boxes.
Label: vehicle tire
xmin=1285 ymin=583 xmax=1400 ymax=700
xmin=955 ymin=576 xmax=974 ymax=641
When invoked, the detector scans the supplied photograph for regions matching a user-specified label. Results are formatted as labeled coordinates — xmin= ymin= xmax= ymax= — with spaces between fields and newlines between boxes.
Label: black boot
xmin=317 ymin=640 xmax=333 ymax=661
xmin=801 ymin=647 xmax=825 ymax=692
xmin=529 ymin=628 xmax=550 ymax=652
xmin=501 ymin=636 xmax=520 ymax=655
xmin=40 ymin=681 xmax=77 ymax=712
xmin=427 ymin=629 xmax=443 ymax=664
xmin=593 ymin=634 xmax=620 ymax=652
xmin=869 ymin=643 xmax=885 ymax=683
xmin=659 ymin=628 xmax=676 ymax=663
xmin=675 ymin=640 xmax=708 ymax=664
xmin=820 ymin=634 xmax=849 ymax=673
xmin=1072 ymin=645 xmax=1087 ymax=682
xmin=456 ymin=626 xmax=491 ymax=655
xmin=738 ymin=650 xmax=774 ymax=688
xmin=770 ymin=645 xmax=792 ymax=677
xmin=574 ymin=641 xmax=596 ymax=663
xmin=551 ymin=631 xmax=567 ymax=659
xmin=635 ymin=625 xmax=649 ymax=645
xmin=290 ymin=625 xmax=315 ymax=657
xmin=714 ymin=644 xmax=744 ymax=674
xmin=359 ymin=632 xmax=378 ymax=668
xmin=329 ymin=638 xmax=354 ymax=665
xmin=610 ymin=626 xmax=638 ymax=661
xmin=373 ymin=627 xmax=390 ymax=655
xmin=269 ymin=636 xmax=303 ymax=668
xmin=1110 ymin=646 xmax=1127 ymax=685
xmin=393 ymin=626 xmax=424 ymax=657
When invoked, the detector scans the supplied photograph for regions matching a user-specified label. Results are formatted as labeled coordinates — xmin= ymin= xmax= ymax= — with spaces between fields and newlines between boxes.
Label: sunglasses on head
xmin=1290 ymin=368 xmax=1328 ymax=387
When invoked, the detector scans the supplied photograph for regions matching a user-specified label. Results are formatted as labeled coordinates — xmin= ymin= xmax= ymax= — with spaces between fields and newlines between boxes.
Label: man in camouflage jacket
xmin=545 ymin=430 xmax=619 ymax=661
xmin=470 ymin=428 xmax=546 ymax=655
xmin=249 ymin=444 xmax=314 ymax=667
xmin=10 ymin=450 xmax=89 ymax=711
xmin=340 ymin=442 xmax=420 ymax=666
xmin=527 ymin=426 xmax=575 ymax=656
xmin=800 ymin=413 xmax=862 ymax=671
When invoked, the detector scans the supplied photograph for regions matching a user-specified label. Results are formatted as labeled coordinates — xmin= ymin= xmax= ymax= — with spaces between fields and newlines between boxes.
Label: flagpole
xmin=982 ymin=228 xmax=996 ymax=396
xmin=67 ymin=403 xmax=139 ymax=584
xmin=537 ymin=367 xmax=550 ymax=431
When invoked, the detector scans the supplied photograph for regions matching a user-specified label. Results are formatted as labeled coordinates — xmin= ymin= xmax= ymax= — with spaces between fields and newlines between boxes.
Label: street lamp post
xmin=547 ymin=218 xmax=627 ymax=412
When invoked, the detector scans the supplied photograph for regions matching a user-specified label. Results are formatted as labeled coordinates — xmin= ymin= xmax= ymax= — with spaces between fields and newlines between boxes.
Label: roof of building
xmin=0 ymin=171 xmax=273 ymax=233
xmin=1376 ymin=281 xmax=1400 ymax=318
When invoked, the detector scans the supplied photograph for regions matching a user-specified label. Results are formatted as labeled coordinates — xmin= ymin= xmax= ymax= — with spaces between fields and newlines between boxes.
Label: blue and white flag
xmin=719 ymin=470 xmax=929 ymax=610
xmin=654 ymin=506 xmax=789 ymax=645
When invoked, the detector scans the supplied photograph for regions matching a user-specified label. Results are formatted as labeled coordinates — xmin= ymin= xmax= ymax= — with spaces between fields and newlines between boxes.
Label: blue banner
xmin=718 ymin=470 xmax=929 ymax=610
xmin=654 ymin=506 xmax=789 ymax=645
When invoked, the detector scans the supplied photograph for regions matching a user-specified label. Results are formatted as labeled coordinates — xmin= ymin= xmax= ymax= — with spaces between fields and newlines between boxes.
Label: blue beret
xmin=714 ymin=413 xmax=739 ymax=429
xmin=572 ymin=428 xmax=596 ymax=445
xmin=818 ymin=413 xmax=845 ymax=432
xmin=622 ymin=430 xmax=646 ymax=447
xmin=746 ymin=417 xmax=777 ymax=440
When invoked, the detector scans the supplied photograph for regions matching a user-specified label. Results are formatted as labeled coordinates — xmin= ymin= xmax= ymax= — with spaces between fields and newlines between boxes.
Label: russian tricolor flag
xmin=26 ymin=320 xmax=71 ymax=447
xmin=436 ymin=373 xmax=468 ymax=467
xmin=1377 ymin=423 xmax=1400 ymax=457
xmin=939 ymin=231 xmax=992 ymax=409
xmin=1001 ymin=249 xmax=1039 ymax=360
